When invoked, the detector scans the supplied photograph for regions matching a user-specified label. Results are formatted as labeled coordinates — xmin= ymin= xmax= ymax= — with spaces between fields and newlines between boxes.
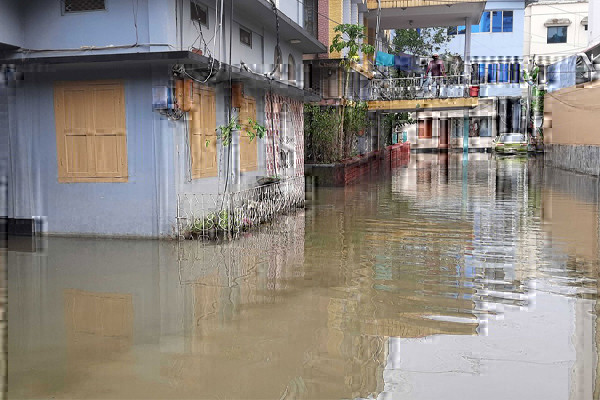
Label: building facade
xmin=403 ymin=0 xmax=527 ymax=152
xmin=1 ymin=0 xmax=326 ymax=238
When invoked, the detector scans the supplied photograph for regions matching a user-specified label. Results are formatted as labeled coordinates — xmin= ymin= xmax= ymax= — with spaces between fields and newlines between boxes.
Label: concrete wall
xmin=544 ymin=82 xmax=600 ymax=145
xmin=180 ymin=1 xmax=304 ymax=85
xmin=589 ymin=0 xmax=600 ymax=47
xmin=524 ymin=1 xmax=589 ymax=65
xmin=21 ymin=0 xmax=161 ymax=52
xmin=7 ymin=65 xmax=176 ymax=237
xmin=544 ymin=81 xmax=600 ymax=176
xmin=0 ymin=0 xmax=24 ymax=48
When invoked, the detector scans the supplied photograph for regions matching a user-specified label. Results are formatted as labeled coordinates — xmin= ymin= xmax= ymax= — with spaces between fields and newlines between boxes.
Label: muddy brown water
xmin=7 ymin=154 xmax=600 ymax=399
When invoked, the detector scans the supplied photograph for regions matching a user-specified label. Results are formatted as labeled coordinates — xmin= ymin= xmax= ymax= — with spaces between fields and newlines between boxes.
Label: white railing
xmin=369 ymin=74 xmax=471 ymax=101
xmin=177 ymin=176 xmax=305 ymax=240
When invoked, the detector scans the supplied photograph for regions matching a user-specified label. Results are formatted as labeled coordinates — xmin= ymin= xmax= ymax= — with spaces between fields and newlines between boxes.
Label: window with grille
xmin=63 ymin=0 xmax=106 ymax=13
xmin=240 ymin=26 xmax=252 ymax=48
xmin=191 ymin=1 xmax=208 ymax=27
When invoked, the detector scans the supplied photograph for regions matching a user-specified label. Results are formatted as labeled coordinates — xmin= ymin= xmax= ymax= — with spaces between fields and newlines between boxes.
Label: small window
xmin=584 ymin=24 xmax=588 ymax=31
xmin=240 ymin=26 xmax=252 ymax=48
xmin=502 ymin=11 xmax=513 ymax=32
xmin=63 ymin=0 xmax=105 ymax=13
xmin=191 ymin=1 xmax=208 ymax=28
xmin=288 ymin=54 xmax=296 ymax=84
xmin=547 ymin=26 xmax=567 ymax=43
xmin=448 ymin=26 xmax=457 ymax=36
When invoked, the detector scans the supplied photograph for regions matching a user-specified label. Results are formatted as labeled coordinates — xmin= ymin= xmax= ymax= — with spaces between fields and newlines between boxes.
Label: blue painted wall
xmin=8 ymin=65 xmax=176 ymax=237
xmin=444 ymin=0 xmax=525 ymax=58
xmin=0 ymin=0 xmax=23 ymax=48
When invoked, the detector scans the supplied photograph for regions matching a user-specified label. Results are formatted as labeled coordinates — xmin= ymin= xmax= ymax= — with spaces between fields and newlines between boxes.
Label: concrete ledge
xmin=545 ymin=144 xmax=600 ymax=176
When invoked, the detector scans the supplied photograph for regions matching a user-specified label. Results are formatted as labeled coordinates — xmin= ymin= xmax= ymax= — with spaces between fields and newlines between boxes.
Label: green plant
xmin=343 ymin=101 xmax=369 ymax=156
xmin=216 ymin=116 xmax=241 ymax=146
xmin=382 ymin=112 xmax=413 ymax=146
xmin=329 ymin=23 xmax=375 ymax=159
xmin=247 ymin=118 xmax=266 ymax=142
xmin=304 ymin=104 xmax=340 ymax=163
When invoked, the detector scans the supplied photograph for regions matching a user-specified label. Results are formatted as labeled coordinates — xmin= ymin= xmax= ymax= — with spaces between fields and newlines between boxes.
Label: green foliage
xmin=247 ymin=118 xmax=266 ymax=142
xmin=304 ymin=104 xmax=340 ymax=163
xmin=382 ymin=112 xmax=413 ymax=146
xmin=344 ymin=101 xmax=369 ymax=135
xmin=330 ymin=24 xmax=375 ymax=68
xmin=216 ymin=116 xmax=241 ymax=146
xmin=392 ymin=28 xmax=451 ymax=57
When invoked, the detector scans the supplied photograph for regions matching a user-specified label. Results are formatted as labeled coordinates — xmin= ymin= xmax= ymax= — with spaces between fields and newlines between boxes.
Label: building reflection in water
xmin=8 ymin=154 xmax=600 ymax=399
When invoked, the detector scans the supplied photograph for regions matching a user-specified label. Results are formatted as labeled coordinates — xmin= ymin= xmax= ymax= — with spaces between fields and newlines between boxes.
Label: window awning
xmin=581 ymin=17 xmax=588 ymax=25
xmin=544 ymin=18 xmax=571 ymax=27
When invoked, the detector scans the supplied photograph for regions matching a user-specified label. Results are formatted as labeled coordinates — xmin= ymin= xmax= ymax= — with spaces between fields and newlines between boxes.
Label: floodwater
xmin=7 ymin=154 xmax=600 ymax=399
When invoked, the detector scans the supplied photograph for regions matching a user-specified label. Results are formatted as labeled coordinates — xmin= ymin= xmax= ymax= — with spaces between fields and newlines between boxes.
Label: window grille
xmin=240 ymin=27 xmax=252 ymax=48
xmin=191 ymin=1 xmax=208 ymax=27
xmin=64 ymin=0 xmax=106 ymax=13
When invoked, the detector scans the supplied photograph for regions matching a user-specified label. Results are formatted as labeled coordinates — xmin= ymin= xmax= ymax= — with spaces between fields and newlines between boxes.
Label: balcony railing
xmin=369 ymin=75 xmax=471 ymax=101
xmin=366 ymin=0 xmax=483 ymax=8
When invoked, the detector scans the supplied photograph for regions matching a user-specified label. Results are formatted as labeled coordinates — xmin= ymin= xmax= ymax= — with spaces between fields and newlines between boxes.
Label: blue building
xmin=0 ymin=0 xmax=326 ymax=238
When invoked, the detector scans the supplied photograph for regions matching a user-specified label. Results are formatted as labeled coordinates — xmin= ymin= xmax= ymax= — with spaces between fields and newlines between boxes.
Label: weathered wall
xmin=7 ymin=65 xmax=176 ymax=237
xmin=0 ymin=0 xmax=24 ymax=48
xmin=544 ymin=82 xmax=600 ymax=145
xmin=545 ymin=144 xmax=600 ymax=176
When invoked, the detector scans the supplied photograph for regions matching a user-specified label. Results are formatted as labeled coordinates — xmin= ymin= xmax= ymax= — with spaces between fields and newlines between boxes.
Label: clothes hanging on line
xmin=376 ymin=51 xmax=395 ymax=66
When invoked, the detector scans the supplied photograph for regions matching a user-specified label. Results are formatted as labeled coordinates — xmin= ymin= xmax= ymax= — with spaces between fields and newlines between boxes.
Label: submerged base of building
xmin=544 ymin=144 xmax=600 ymax=176
xmin=177 ymin=176 xmax=305 ymax=240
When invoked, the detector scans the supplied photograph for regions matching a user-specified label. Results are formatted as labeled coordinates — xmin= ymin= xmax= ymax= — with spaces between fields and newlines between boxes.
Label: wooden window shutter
xmin=54 ymin=81 xmax=128 ymax=183
xmin=239 ymin=96 xmax=257 ymax=172
xmin=190 ymin=84 xmax=217 ymax=179
xmin=88 ymin=83 xmax=127 ymax=179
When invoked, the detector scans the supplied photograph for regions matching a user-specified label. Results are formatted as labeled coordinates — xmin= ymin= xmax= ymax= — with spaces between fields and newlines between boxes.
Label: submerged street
xmin=8 ymin=154 xmax=600 ymax=399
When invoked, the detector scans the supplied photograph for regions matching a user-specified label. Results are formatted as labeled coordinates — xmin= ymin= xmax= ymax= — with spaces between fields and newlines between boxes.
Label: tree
xmin=330 ymin=24 xmax=375 ymax=159
xmin=392 ymin=28 xmax=451 ymax=57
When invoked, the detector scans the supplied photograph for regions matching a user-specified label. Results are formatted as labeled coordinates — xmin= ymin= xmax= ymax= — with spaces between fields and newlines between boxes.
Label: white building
xmin=524 ymin=0 xmax=589 ymax=66
xmin=589 ymin=0 xmax=600 ymax=47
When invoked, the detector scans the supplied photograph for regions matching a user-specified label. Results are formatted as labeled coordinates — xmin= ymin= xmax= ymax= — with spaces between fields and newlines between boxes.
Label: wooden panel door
xmin=190 ymin=85 xmax=217 ymax=179
xmin=239 ymin=96 xmax=257 ymax=172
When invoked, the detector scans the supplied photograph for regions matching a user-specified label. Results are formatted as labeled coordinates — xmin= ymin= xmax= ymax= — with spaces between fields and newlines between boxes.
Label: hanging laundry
xmin=394 ymin=54 xmax=412 ymax=71
xmin=376 ymin=51 xmax=395 ymax=66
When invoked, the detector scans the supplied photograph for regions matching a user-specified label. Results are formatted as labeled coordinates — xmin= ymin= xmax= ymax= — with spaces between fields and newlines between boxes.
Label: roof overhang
xmin=0 ymin=50 xmax=317 ymax=101
xmin=366 ymin=2 xmax=486 ymax=29
xmin=236 ymin=0 xmax=327 ymax=54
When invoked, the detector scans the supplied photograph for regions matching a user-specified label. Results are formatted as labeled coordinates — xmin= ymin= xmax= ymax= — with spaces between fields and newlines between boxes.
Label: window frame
xmin=190 ymin=0 xmax=209 ymax=28
xmin=450 ymin=10 xmax=513 ymax=35
xmin=239 ymin=26 xmax=252 ymax=49
xmin=547 ymin=25 xmax=568 ymax=44
xmin=54 ymin=80 xmax=128 ymax=183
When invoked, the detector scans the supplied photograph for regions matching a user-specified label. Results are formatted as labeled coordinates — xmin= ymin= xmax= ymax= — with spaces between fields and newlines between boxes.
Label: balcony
xmin=367 ymin=75 xmax=479 ymax=111
xmin=365 ymin=0 xmax=486 ymax=29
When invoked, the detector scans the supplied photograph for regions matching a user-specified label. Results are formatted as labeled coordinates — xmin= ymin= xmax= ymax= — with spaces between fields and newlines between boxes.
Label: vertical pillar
xmin=463 ymin=110 xmax=470 ymax=154
xmin=464 ymin=18 xmax=472 ymax=79
xmin=231 ymin=106 xmax=240 ymax=187
xmin=463 ymin=18 xmax=472 ymax=154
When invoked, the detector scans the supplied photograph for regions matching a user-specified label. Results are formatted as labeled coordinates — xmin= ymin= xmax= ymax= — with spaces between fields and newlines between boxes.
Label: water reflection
xmin=7 ymin=154 xmax=600 ymax=399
